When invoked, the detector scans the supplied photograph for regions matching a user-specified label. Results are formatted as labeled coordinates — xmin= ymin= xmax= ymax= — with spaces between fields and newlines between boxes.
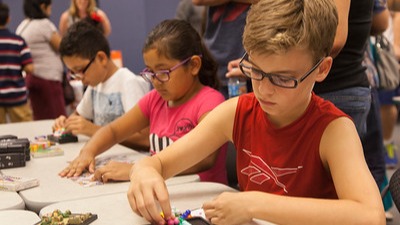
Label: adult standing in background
xmin=16 ymin=0 xmax=66 ymax=120
xmin=193 ymin=0 xmax=252 ymax=99
xmin=314 ymin=0 xmax=389 ymax=187
xmin=58 ymin=0 xmax=111 ymax=37
xmin=175 ymin=0 xmax=205 ymax=35
xmin=0 ymin=2 xmax=33 ymax=123
xmin=313 ymin=0 xmax=371 ymax=137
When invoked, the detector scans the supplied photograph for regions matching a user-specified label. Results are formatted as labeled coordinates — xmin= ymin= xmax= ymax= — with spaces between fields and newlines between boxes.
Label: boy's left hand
xmin=203 ymin=192 xmax=252 ymax=225
xmin=92 ymin=161 xmax=133 ymax=182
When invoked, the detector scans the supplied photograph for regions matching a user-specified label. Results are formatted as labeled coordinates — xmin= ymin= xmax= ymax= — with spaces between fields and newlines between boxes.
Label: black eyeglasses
xmin=140 ymin=56 xmax=194 ymax=83
xmin=69 ymin=56 xmax=96 ymax=80
xmin=239 ymin=53 xmax=324 ymax=88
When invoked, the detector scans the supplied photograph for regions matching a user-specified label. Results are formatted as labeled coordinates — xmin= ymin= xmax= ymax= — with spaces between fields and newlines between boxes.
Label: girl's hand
xmin=92 ymin=161 xmax=133 ymax=182
xmin=127 ymin=164 xmax=171 ymax=225
xmin=58 ymin=151 xmax=96 ymax=177
xmin=203 ymin=192 xmax=253 ymax=225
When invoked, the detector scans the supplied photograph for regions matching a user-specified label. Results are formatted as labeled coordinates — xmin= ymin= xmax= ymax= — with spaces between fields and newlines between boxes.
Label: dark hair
xmin=82 ymin=15 xmax=104 ymax=34
xmin=143 ymin=19 xmax=219 ymax=89
xmin=23 ymin=0 xmax=51 ymax=19
xmin=0 ymin=2 xmax=9 ymax=26
xmin=59 ymin=20 xmax=110 ymax=59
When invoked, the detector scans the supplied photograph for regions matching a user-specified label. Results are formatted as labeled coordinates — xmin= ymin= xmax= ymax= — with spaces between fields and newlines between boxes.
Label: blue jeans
xmin=318 ymin=87 xmax=371 ymax=138
xmin=361 ymin=88 xmax=385 ymax=186
xmin=319 ymin=87 xmax=385 ymax=187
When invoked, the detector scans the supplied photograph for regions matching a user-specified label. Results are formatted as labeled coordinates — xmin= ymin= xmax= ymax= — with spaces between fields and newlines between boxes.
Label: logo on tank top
xmin=241 ymin=149 xmax=303 ymax=193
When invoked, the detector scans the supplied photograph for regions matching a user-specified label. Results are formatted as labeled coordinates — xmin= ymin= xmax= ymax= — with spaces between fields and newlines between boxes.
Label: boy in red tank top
xmin=126 ymin=0 xmax=385 ymax=224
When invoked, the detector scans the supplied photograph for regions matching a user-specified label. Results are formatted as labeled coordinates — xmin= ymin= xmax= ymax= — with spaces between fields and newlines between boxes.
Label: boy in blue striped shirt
xmin=0 ymin=2 xmax=34 ymax=123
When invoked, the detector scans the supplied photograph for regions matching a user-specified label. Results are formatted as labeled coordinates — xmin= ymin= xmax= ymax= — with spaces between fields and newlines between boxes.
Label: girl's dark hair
xmin=143 ymin=19 xmax=219 ymax=90
xmin=23 ymin=0 xmax=51 ymax=19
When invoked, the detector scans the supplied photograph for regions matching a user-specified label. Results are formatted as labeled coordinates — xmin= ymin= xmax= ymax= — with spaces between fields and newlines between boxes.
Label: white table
xmin=0 ymin=210 xmax=41 ymax=224
xmin=40 ymin=182 xmax=275 ymax=225
xmin=0 ymin=120 xmax=199 ymax=213
xmin=0 ymin=119 xmax=54 ymax=139
xmin=0 ymin=191 xmax=24 ymax=210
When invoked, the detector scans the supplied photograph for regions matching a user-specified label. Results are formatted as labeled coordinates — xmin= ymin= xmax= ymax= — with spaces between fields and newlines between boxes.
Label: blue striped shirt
xmin=0 ymin=28 xmax=32 ymax=106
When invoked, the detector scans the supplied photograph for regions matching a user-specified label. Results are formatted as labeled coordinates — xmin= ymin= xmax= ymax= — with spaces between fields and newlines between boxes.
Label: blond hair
xmin=243 ymin=0 xmax=338 ymax=61
xmin=68 ymin=0 xmax=97 ymax=18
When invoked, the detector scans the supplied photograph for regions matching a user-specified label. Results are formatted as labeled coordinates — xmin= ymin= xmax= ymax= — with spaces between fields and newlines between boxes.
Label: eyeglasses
xmin=140 ymin=56 xmax=193 ymax=83
xmin=239 ymin=53 xmax=324 ymax=88
xmin=69 ymin=56 xmax=96 ymax=80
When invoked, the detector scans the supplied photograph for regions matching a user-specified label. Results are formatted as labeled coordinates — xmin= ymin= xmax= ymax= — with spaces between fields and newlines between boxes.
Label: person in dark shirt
xmin=314 ymin=0 xmax=373 ymax=137
xmin=314 ymin=0 xmax=389 ymax=190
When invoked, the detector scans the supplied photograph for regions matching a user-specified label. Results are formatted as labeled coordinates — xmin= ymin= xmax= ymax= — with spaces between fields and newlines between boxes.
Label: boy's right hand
xmin=52 ymin=115 xmax=68 ymax=132
xmin=58 ymin=151 xmax=96 ymax=178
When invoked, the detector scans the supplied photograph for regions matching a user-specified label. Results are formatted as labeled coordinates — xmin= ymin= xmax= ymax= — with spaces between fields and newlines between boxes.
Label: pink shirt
xmin=138 ymin=86 xmax=228 ymax=184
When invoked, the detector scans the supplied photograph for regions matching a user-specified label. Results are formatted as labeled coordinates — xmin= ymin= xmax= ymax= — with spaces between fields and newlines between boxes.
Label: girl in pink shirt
xmin=59 ymin=19 xmax=228 ymax=185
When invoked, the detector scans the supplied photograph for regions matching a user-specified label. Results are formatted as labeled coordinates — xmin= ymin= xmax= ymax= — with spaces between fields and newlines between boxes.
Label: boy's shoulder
xmin=104 ymin=67 xmax=148 ymax=89
xmin=0 ymin=28 xmax=24 ymax=40
xmin=111 ymin=67 xmax=135 ymax=77
xmin=109 ymin=68 xmax=145 ymax=82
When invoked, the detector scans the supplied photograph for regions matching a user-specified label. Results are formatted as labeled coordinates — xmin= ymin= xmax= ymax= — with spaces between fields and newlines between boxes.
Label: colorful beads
xmin=162 ymin=208 xmax=193 ymax=225
xmin=164 ymin=217 xmax=178 ymax=225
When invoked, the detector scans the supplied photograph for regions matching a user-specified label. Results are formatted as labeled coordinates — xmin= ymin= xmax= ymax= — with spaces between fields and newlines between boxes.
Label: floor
xmin=385 ymin=120 xmax=400 ymax=225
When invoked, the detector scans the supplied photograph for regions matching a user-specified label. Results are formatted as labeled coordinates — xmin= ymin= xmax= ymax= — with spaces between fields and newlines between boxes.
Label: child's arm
xmin=179 ymin=111 xmax=222 ymax=175
xmin=119 ymin=127 xmax=150 ymax=151
xmin=59 ymin=105 xmax=150 ymax=177
xmin=202 ymin=117 xmax=385 ymax=225
xmin=128 ymin=98 xmax=237 ymax=224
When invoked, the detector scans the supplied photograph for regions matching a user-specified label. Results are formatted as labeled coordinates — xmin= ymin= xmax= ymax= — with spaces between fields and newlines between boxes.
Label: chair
xmin=382 ymin=168 xmax=400 ymax=212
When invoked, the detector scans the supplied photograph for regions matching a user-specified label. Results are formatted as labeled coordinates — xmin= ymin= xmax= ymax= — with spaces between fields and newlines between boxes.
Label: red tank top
xmin=233 ymin=93 xmax=349 ymax=198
